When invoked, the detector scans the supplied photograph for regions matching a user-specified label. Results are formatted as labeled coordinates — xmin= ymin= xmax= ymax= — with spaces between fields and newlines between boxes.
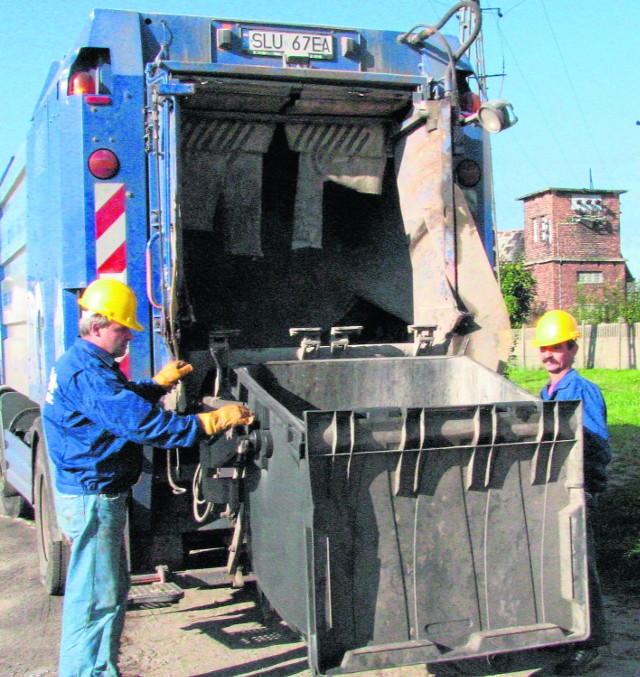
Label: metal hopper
xmin=231 ymin=355 xmax=589 ymax=676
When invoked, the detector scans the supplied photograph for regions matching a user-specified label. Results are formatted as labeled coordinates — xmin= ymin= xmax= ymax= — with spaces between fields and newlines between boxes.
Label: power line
xmin=492 ymin=20 xmax=576 ymax=182
xmin=484 ymin=10 xmax=507 ymax=98
xmin=426 ymin=0 xmax=450 ymax=18
xmin=538 ymin=0 xmax=612 ymax=187
xmin=501 ymin=0 xmax=534 ymax=17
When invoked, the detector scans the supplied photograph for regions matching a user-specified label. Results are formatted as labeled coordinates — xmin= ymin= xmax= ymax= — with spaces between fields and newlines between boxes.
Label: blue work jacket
xmin=540 ymin=368 xmax=612 ymax=494
xmin=43 ymin=338 xmax=204 ymax=494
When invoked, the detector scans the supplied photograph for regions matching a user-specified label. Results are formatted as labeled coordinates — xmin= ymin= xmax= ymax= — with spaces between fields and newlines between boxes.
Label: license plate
xmin=243 ymin=29 xmax=334 ymax=60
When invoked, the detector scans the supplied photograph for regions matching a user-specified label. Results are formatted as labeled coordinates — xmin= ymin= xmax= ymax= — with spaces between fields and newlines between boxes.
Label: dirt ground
xmin=1 ymin=515 xmax=638 ymax=677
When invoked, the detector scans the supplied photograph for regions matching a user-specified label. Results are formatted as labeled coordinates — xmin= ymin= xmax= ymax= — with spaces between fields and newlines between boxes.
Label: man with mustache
xmin=533 ymin=309 xmax=612 ymax=675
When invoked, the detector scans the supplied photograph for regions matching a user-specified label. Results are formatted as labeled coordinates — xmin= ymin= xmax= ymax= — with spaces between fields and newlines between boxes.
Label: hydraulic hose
xmin=398 ymin=1 xmax=482 ymax=61
xmin=396 ymin=1 xmax=483 ymax=110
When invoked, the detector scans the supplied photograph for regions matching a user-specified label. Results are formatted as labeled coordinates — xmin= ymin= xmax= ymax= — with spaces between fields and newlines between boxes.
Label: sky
xmin=1 ymin=0 xmax=639 ymax=276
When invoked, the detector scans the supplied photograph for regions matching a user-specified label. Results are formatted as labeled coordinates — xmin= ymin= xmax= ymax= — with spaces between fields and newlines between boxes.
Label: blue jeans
xmin=55 ymin=490 xmax=130 ymax=677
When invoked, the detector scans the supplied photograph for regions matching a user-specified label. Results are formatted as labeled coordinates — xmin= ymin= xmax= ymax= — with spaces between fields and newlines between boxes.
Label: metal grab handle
xmin=145 ymin=231 xmax=163 ymax=310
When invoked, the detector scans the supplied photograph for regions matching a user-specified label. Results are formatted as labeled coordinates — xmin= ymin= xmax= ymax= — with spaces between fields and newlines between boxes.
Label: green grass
xmin=509 ymin=368 xmax=640 ymax=582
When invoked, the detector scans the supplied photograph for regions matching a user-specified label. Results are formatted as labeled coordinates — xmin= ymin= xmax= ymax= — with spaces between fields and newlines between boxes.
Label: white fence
xmin=512 ymin=321 xmax=640 ymax=370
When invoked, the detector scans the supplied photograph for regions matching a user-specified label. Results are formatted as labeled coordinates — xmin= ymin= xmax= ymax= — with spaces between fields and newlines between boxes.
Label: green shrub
xmin=499 ymin=257 xmax=536 ymax=328
xmin=571 ymin=280 xmax=640 ymax=324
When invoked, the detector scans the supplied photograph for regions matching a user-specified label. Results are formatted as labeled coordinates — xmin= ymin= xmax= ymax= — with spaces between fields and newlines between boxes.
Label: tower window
xmin=577 ymin=271 xmax=603 ymax=284
xmin=540 ymin=217 xmax=551 ymax=243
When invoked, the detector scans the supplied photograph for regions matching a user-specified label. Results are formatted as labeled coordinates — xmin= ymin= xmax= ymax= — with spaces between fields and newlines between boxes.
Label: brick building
xmin=517 ymin=187 xmax=632 ymax=312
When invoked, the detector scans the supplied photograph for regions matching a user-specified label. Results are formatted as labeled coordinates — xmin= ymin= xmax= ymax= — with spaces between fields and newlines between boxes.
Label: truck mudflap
xmin=234 ymin=356 xmax=589 ymax=676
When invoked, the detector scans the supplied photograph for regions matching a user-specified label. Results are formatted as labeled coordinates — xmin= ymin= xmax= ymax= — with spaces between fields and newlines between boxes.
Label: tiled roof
xmin=497 ymin=230 xmax=524 ymax=262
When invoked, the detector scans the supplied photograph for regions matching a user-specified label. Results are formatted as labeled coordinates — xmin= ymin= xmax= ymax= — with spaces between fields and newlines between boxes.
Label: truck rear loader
xmin=0 ymin=3 xmax=591 ymax=675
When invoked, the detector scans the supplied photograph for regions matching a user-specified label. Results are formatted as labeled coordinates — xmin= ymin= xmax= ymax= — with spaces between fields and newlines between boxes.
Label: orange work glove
xmin=197 ymin=404 xmax=254 ymax=436
xmin=153 ymin=360 xmax=194 ymax=388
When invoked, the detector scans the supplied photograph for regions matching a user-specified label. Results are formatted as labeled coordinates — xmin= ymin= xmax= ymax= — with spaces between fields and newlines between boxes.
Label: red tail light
xmin=85 ymin=95 xmax=112 ymax=106
xmin=69 ymin=71 xmax=96 ymax=95
xmin=88 ymin=149 xmax=120 ymax=179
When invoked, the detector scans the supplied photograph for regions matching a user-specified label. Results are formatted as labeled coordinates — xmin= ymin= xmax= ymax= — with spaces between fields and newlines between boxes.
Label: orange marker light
xmin=69 ymin=71 xmax=96 ymax=95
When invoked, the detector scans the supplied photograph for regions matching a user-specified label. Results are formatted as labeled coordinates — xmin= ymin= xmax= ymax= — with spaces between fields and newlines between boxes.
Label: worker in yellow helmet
xmin=43 ymin=278 xmax=253 ymax=677
xmin=533 ymin=309 xmax=611 ymax=676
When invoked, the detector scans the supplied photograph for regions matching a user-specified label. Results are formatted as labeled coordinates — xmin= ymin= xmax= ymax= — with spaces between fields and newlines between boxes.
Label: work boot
xmin=553 ymin=647 xmax=602 ymax=675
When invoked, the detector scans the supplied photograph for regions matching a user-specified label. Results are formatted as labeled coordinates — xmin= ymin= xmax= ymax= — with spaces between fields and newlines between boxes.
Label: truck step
xmin=128 ymin=565 xmax=184 ymax=606
xmin=128 ymin=580 xmax=184 ymax=606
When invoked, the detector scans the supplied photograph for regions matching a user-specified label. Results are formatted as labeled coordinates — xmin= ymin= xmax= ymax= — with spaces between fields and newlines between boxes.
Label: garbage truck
xmin=0 ymin=2 xmax=591 ymax=675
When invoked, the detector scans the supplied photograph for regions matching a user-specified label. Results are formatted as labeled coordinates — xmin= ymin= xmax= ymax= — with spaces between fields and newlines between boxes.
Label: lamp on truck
xmin=466 ymin=99 xmax=518 ymax=133
xmin=88 ymin=149 xmax=120 ymax=179
xmin=455 ymin=159 xmax=481 ymax=188
xmin=69 ymin=71 xmax=96 ymax=95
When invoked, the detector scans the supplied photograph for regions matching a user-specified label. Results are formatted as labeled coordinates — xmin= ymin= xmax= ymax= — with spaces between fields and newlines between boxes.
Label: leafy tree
xmin=499 ymin=257 xmax=537 ymax=328
xmin=570 ymin=280 xmax=640 ymax=324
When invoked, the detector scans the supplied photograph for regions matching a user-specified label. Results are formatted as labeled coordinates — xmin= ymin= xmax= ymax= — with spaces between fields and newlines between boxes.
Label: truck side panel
xmin=24 ymin=10 xmax=152 ymax=391
xmin=0 ymin=152 xmax=29 ymax=395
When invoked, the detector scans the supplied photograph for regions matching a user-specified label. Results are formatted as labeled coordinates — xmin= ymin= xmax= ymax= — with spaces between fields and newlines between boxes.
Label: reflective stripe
xmin=94 ymin=183 xmax=129 ymax=374
xmin=95 ymin=183 xmax=127 ymax=278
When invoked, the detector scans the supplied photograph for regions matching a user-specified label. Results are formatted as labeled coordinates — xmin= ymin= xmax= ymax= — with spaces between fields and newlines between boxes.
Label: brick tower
xmin=518 ymin=188 xmax=630 ymax=312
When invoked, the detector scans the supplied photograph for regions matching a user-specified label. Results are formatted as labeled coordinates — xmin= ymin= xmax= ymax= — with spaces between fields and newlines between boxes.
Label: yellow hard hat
xmin=532 ymin=309 xmax=581 ymax=347
xmin=78 ymin=278 xmax=144 ymax=331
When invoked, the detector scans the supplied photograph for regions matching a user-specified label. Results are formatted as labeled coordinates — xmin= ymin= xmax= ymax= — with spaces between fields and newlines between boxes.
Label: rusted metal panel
xmin=395 ymin=99 xmax=511 ymax=370
xmin=395 ymin=99 xmax=463 ymax=350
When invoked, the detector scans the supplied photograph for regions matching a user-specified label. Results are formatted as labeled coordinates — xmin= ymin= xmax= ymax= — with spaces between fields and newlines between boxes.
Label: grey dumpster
xmin=234 ymin=355 xmax=589 ymax=676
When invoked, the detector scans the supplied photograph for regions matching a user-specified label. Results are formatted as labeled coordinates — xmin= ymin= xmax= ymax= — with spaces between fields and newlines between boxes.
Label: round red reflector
xmin=69 ymin=71 xmax=96 ymax=95
xmin=455 ymin=159 xmax=481 ymax=188
xmin=88 ymin=149 xmax=120 ymax=180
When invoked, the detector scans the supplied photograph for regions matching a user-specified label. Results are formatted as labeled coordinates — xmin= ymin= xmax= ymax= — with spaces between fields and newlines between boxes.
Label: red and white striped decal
xmin=94 ymin=182 xmax=130 ymax=376
xmin=95 ymin=183 xmax=127 ymax=279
